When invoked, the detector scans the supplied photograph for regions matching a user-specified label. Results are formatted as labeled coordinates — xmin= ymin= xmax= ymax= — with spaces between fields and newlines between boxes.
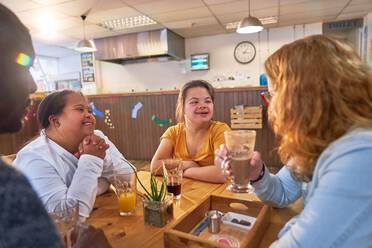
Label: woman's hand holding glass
xmin=78 ymin=134 xmax=109 ymax=159
xmin=215 ymin=144 xmax=264 ymax=181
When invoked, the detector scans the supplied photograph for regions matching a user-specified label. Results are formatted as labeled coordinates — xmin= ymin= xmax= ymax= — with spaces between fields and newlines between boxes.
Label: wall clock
xmin=234 ymin=41 xmax=256 ymax=64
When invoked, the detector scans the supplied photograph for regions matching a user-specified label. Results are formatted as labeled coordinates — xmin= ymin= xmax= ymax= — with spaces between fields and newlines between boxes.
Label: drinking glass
xmin=224 ymin=130 xmax=256 ymax=193
xmin=162 ymin=159 xmax=183 ymax=199
xmin=113 ymin=171 xmax=137 ymax=216
xmin=48 ymin=198 xmax=79 ymax=248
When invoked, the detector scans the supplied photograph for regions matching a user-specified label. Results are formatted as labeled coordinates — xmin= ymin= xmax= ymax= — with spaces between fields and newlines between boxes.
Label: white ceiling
xmin=2 ymin=0 xmax=372 ymax=57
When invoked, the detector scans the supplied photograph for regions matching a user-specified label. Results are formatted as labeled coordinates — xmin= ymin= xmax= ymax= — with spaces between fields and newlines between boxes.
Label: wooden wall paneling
xmin=143 ymin=94 xmax=153 ymax=159
xmin=146 ymin=94 xmax=156 ymax=159
xmin=117 ymin=96 xmax=127 ymax=159
xmin=0 ymin=87 xmax=282 ymax=171
xmin=0 ymin=117 xmax=39 ymax=156
xmin=135 ymin=95 xmax=147 ymax=159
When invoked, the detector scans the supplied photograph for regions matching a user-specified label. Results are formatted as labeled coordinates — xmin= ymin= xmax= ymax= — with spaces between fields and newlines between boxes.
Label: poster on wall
xmin=81 ymin=52 xmax=94 ymax=67
xmin=80 ymin=52 xmax=97 ymax=94
xmin=82 ymin=68 xmax=95 ymax=82
xmin=81 ymin=52 xmax=95 ymax=83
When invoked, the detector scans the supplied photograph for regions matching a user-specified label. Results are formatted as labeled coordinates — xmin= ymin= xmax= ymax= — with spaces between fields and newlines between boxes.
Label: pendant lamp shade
xmin=75 ymin=15 xmax=97 ymax=52
xmin=237 ymin=16 xmax=263 ymax=33
xmin=236 ymin=0 xmax=263 ymax=34
xmin=76 ymin=39 xmax=96 ymax=52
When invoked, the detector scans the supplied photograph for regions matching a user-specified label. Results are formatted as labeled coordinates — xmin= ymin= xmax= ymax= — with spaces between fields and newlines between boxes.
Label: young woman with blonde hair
xmin=216 ymin=35 xmax=372 ymax=247
xmin=151 ymin=80 xmax=230 ymax=183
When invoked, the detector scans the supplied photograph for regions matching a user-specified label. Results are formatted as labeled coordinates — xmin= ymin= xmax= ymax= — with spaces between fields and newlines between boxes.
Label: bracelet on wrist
xmin=250 ymin=162 xmax=265 ymax=184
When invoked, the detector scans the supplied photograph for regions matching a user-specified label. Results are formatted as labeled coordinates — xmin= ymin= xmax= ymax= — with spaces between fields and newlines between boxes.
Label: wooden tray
xmin=164 ymin=195 xmax=270 ymax=248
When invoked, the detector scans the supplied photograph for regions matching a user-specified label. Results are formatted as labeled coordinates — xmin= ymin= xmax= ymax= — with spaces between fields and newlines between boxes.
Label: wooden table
xmin=86 ymin=171 xmax=302 ymax=247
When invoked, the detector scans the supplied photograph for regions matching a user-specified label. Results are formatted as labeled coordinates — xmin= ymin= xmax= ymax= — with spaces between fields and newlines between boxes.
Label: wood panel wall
xmin=0 ymin=87 xmax=282 ymax=169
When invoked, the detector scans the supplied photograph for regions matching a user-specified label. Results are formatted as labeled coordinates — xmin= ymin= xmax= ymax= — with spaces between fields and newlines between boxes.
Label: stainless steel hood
xmin=94 ymin=29 xmax=185 ymax=64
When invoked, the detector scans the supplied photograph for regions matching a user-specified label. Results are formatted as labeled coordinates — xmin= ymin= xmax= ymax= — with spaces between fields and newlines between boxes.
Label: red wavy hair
xmin=265 ymin=35 xmax=372 ymax=181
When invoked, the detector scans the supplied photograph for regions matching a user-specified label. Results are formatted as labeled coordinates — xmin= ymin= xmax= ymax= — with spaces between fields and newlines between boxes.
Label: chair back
xmin=230 ymin=105 xmax=263 ymax=129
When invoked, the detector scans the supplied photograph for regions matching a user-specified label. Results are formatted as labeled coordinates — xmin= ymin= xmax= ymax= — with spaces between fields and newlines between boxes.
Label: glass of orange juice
xmin=113 ymin=171 xmax=137 ymax=216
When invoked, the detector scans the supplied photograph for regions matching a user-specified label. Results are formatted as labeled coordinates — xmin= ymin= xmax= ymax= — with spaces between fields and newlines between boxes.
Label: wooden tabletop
xmin=86 ymin=171 xmax=301 ymax=247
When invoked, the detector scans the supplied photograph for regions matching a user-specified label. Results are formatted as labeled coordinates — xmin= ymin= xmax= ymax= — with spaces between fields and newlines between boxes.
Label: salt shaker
xmin=205 ymin=210 xmax=223 ymax=233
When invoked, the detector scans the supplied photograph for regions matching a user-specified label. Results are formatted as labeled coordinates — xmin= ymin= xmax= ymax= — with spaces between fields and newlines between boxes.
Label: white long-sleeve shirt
xmin=14 ymin=130 xmax=133 ymax=218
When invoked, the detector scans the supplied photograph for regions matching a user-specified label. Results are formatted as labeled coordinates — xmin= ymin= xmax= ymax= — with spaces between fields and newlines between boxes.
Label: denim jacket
xmin=253 ymin=128 xmax=372 ymax=247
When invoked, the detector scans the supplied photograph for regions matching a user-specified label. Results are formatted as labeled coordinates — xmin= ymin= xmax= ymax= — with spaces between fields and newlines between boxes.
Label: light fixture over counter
xmin=75 ymin=15 xmax=96 ymax=53
xmin=236 ymin=0 xmax=263 ymax=34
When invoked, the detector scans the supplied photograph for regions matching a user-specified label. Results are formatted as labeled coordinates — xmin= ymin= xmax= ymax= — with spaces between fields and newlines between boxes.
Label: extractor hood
xmin=94 ymin=29 xmax=185 ymax=64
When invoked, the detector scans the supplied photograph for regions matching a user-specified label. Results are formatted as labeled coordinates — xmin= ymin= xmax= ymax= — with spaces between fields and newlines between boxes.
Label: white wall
xmin=93 ymin=22 xmax=322 ymax=94
xmin=59 ymin=54 xmax=81 ymax=75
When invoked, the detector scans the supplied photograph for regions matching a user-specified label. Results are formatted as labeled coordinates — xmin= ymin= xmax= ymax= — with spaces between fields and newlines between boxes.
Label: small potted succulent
xmin=133 ymin=169 xmax=174 ymax=227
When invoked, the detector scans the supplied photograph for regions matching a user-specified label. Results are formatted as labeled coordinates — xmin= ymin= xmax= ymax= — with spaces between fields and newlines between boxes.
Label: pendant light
xmin=237 ymin=0 xmax=263 ymax=34
xmin=75 ymin=15 xmax=97 ymax=52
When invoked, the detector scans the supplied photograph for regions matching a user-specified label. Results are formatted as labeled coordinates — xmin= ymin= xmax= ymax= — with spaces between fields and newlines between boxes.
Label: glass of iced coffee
xmin=224 ymin=130 xmax=256 ymax=193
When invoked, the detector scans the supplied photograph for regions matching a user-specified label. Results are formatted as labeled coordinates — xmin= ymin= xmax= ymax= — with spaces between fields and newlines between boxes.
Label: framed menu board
xmin=81 ymin=52 xmax=95 ymax=83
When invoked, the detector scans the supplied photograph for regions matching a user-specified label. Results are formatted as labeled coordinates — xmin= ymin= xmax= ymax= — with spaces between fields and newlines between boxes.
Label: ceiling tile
xmin=163 ymin=17 xmax=218 ymax=29
xmin=31 ymin=31 xmax=77 ymax=45
xmin=208 ymin=0 xmax=277 ymax=16
xmin=1 ymin=0 xmax=40 ymax=12
xmin=48 ymin=0 xmax=128 ymax=18
xmin=217 ymin=12 xmax=246 ymax=23
xmin=173 ymin=23 xmax=227 ymax=38
xmin=208 ymin=0 xmax=247 ymax=15
xmin=88 ymin=6 xmax=142 ymax=23
xmin=349 ymin=0 xmax=372 ymax=4
xmin=249 ymin=0 xmax=278 ymax=10
xmin=133 ymin=0 xmax=205 ymax=15
xmin=341 ymin=3 xmax=372 ymax=14
xmin=279 ymin=15 xmax=336 ymax=27
xmin=16 ymin=7 xmax=80 ymax=31
xmin=61 ymin=23 xmax=109 ymax=40
xmin=120 ymin=0 xmax=154 ymax=4
xmin=101 ymin=23 xmax=164 ymax=37
xmin=151 ymin=7 xmax=212 ymax=23
xmin=279 ymin=7 xmax=340 ymax=23
xmin=280 ymin=0 xmax=349 ymax=15
xmin=279 ymin=0 xmax=314 ymax=5
xmin=31 ymin=0 xmax=76 ymax=5
xmin=3 ymin=0 xmax=372 ymax=57
xmin=203 ymin=0 xmax=241 ymax=4
xmin=216 ymin=6 xmax=278 ymax=24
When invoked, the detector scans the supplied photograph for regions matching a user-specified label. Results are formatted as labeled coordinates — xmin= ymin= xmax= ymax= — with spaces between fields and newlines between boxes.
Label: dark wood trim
xmin=86 ymin=86 xmax=268 ymax=98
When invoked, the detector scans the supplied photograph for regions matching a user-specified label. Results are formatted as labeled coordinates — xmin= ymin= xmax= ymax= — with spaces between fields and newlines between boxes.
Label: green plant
xmin=132 ymin=168 xmax=167 ymax=202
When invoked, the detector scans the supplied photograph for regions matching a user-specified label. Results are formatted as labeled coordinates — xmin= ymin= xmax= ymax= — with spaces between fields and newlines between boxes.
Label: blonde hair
xmin=265 ymin=35 xmax=372 ymax=181
xmin=175 ymin=80 xmax=215 ymax=123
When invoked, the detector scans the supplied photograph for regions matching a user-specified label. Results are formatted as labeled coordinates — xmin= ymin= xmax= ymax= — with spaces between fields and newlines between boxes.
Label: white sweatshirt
xmin=14 ymin=130 xmax=133 ymax=218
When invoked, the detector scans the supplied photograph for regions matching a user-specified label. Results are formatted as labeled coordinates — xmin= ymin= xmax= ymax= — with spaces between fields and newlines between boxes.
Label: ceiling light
xmin=236 ymin=0 xmax=263 ymax=34
xmin=101 ymin=15 xmax=157 ymax=31
xmin=226 ymin=17 xmax=277 ymax=30
xmin=75 ymin=15 xmax=96 ymax=53
xmin=259 ymin=16 xmax=278 ymax=25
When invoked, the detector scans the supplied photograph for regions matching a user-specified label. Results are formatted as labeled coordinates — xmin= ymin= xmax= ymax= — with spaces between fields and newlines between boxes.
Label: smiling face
xmin=53 ymin=93 xmax=96 ymax=140
xmin=183 ymin=87 xmax=214 ymax=125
